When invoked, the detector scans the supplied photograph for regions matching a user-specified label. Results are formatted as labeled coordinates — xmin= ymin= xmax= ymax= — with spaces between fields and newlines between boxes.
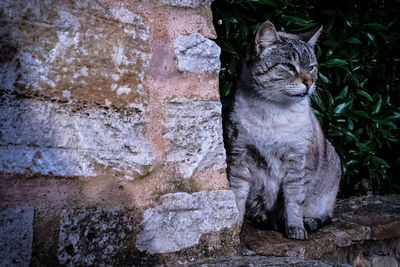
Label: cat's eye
xmin=281 ymin=63 xmax=297 ymax=73
xmin=309 ymin=65 xmax=317 ymax=72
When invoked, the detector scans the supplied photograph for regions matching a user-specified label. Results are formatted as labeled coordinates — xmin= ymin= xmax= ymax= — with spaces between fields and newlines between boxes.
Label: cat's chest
xmin=236 ymin=102 xmax=312 ymax=152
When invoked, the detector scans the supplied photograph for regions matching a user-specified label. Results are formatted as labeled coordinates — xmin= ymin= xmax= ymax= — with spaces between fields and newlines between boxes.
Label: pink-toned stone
xmin=145 ymin=2 xmax=217 ymax=41
xmin=191 ymin=169 xmax=229 ymax=191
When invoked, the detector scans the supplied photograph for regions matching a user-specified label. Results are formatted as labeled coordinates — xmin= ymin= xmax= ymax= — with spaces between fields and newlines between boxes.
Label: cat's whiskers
xmin=311 ymin=86 xmax=324 ymax=106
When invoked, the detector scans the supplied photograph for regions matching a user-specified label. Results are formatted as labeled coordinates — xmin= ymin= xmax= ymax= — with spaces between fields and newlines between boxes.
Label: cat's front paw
xmin=304 ymin=216 xmax=332 ymax=232
xmin=285 ymin=226 xmax=308 ymax=240
xmin=304 ymin=218 xmax=319 ymax=232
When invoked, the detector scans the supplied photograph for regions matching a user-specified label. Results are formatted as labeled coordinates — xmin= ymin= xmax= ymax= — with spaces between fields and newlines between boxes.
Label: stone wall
xmin=0 ymin=0 xmax=240 ymax=265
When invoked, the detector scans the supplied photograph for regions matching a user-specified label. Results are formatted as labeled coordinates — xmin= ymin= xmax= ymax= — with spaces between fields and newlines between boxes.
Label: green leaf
xmin=355 ymin=142 xmax=374 ymax=153
xmin=259 ymin=0 xmax=278 ymax=7
xmin=345 ymin=37 xmax=362 ymax=44
xmin=221 ymin=82 xmax=232 ymax=97
xmin=387 ymin=136 xmax=400 ymax=143
xmin=346 ymin=160 xmax=358 ymax=166
xmin=385 ymin=112 xmax=400 ymax=121
xmin=328 ymin=92 xmax=335 ymax=107
xmin=318 ymin=72 xmax=330 ymax=84
xmin=229 ymin=58 xmax=237 ymax=73
xmin=373 ymin=98 xmax=383 ymax=114
xmin=365 ymin=32 xmax=376 ymax=44
xmin=311 ymin=94 xmax=325 ymax=111
xmin=353 ymin=110 xmax=370 ymax=118
xmin=379 ymin=120 xmax=399 ymax=130
xmin=334 ymin=101 xmax=352 ymax=115
xmin=371 ymin=156 xmax=390 ymax=168
xmin=335 ymin=86 xmax=349 ymax=100
xmin=281 ymin=15 xmax=317 ymax=27
xmin=357 ymin=90 xmax=373 ymax=101
xmin=366 ymin=23 xmax=387 ymax=31
xmin=322 ymin=39 xmax=339 ymax=47
xmin=342 ymin=129 xmax=357 ymax=140
xmin=348 ymin=119 xmax=354 ymax=130
xmin=220 ymin=43 xmax=238 ymax=55
xmin=320 ymin=59 xmax=349 ymax=68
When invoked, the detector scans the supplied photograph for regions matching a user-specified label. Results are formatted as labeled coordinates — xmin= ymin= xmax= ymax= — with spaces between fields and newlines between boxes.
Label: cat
xmin=224 ymin=21 xmax=341 ymax=240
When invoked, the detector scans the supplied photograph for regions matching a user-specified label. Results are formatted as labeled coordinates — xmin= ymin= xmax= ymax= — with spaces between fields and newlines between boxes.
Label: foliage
xmin=211 ymin=0 xmax=400 ymax=197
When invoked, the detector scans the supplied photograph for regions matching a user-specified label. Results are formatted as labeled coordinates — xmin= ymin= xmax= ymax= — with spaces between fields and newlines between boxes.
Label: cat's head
xmin=245 ymin=21 xmax=322 ymax=104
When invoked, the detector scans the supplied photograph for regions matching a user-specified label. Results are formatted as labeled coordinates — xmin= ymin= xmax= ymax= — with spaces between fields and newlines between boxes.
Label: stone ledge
xmin=240 ymin=195 xmax=400 ymax=266
xmin=190 ymin=255 xmax=351 ymax=267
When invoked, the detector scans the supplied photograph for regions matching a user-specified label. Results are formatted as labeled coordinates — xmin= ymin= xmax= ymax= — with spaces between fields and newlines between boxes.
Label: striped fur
xmin=225 ymin=21 xmax=341 ymax=240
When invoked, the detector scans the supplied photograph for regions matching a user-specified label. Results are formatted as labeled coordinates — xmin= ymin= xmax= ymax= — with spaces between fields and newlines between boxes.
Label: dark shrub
xmin=212 ymin=0 xmax=400 ymax=197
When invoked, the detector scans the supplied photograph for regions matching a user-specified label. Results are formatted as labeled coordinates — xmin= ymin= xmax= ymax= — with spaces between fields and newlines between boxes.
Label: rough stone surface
xmin=240 ymin=195 xmax=400 ymax=266
xmin=0 ymin=93 xmax=155 ymax=177
xmin=58 ymin=208 xmax=139 ymax=266
xmin=0 ymin=0 xmax=150 ymax=108
xmin=136 ymin=190 xmax=239 ymax=254
xmin=190 ymin=255 xmax=351 ymax=267
xmin=0 ymin=0 xmax=236 ymax=265
xmin=0 ymin=206 xmax=34 ymax=266
xmin=162 ymin=0 xmax=214 ymax=8
xmin=370 ymin=256 xmax=398 ymax=267
xmin=174 ymin=33 xmax=221 ymax=73
xmin=164 ymin=98 xmax=226 ymax=178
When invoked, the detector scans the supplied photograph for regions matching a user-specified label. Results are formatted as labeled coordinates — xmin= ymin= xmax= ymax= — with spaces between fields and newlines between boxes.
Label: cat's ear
xmin=300 ymin=25 xmax=323 ymax=47
xmin=254 ymin=21 xmax=281 ymax=54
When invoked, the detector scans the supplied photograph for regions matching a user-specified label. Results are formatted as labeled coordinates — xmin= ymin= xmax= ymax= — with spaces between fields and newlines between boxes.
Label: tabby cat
xmin=225 ymin=21 xmax=341 ymax=240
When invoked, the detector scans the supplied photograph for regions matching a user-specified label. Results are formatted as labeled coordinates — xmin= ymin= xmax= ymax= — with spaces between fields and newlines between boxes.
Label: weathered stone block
xmin=0 ymin=0 xmax=150 ymax=108
xmin=0 ymin=206 xmax=34 ymax=267
xmin=174 ymin=33 xmax=221 ymax=73
xmin=161 ymin=0 xmax=214 ymax=8
xmin=58 ymin=208 xmax=139 ymax=266
xmin=0 ymin=93 xmax=155 ymax=177
xmin=163 ymin=98 xmax=226 ymax=178
xmin=136 ymin=190 xmax=239 ymax=254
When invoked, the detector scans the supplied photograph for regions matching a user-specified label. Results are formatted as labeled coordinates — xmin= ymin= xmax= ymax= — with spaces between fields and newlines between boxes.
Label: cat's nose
xmin=301 ymin=73 xmax=313 ymax=89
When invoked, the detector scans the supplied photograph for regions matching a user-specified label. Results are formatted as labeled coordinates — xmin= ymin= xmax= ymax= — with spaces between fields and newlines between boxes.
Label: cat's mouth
xmin=294 ymin=93 xmax=308 ymax=97
xmin=283 ymin=90 xmax=309 ymax=98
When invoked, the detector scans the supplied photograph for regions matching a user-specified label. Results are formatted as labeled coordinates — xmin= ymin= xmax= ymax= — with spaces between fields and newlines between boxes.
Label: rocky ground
xmin=1 ymin=195 xmax=399 ymax=266
xmin=190 ymin=195 xmax=400 ymax=267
